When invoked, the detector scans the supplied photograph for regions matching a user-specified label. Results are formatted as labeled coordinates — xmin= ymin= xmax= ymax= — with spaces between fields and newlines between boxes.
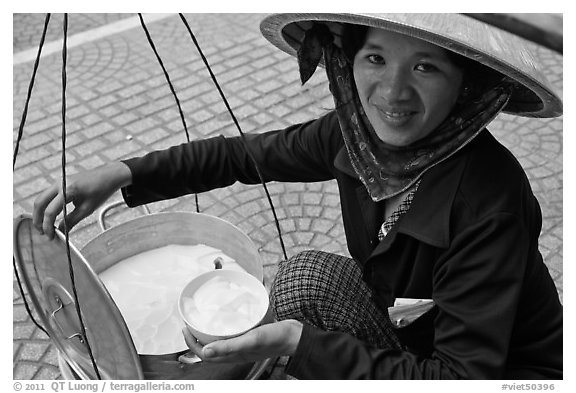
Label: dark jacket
xmin=122 ymin=111 xmax=562 ymax=379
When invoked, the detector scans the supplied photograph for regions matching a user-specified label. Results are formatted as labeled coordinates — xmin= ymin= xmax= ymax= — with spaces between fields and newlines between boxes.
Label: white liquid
xmin=99 ymin=244 xmax=246 ymax=354
xmin=181 ymin=276 xmax=266 ymax=336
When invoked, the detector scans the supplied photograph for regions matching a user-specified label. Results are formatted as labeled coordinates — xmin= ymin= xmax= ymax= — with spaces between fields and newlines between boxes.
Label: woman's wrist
xmin=110 ymin=161 xmax=133 ymax=188
xmin=283 ymin=319 xmax=304 ymax=356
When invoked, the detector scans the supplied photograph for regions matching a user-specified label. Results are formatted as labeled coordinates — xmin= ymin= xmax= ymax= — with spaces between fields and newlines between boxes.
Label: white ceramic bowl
xmin=179 ymin=269 xmax=269 ymax=345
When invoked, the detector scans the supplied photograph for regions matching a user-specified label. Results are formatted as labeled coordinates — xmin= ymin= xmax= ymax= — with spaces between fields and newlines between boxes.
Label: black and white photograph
xmin=11 ymin=6 xmax=565 ymax=387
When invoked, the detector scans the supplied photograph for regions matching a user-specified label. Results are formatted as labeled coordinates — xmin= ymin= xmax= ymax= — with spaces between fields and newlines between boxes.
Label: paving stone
xmin=118 ymin=83 xmax=149 ymax=98
xmin=45 ymin=134 xmax=83 ymax=154
xmin=14 ymin=177 xmax=52 ymax=200
xmin=188 ymin=108 xmax=214 ymax=123
xmin=33 ymin=366 xmax=61 ymax=380
xmin=250 ymin=112 xmax=274 ymax=126
xmin=285 ymin=111 xmax=318 ymax=125
xmin=311 ymin=218 xmax=337 ymax=234
xmin=119 ymin=95 xmax=149 ymax=111
xmin=13 ymin=165 xmax=43 ymax=185
xmin=13 ymin=363 xmax=40 ymax=380
xmin=77 ymin=155 xmax=106 ymax=170
xmin=66 ymin=105 xmax=92 ymax=119
xmin=19 ymin=342 xmax=51 ymax=362
xmin=217 ymin=64 xmax=255 ymax=84
xmin=80 ymin=112 xmax=103 ymax=126
xmin=96 ymin=80 xmax=124 ymax=95
xmin=160 ymin=132 xmax=194 ymax=149
xmin=266 ymin=104 xmax=293 ymax=118
xmin=81 ymin=122 xmax=115 ymax=138
xmin=73 ymin=138 xmax=107 ymax=156
xmin=101 ymin=140 xmax=142 ymax=160
xmin=19 ymin=131 xmax=54 ymax=151
xmin=112 ymin=111 xmax=139 ymax=126
xmin=137 ymin=127 xmax=170 ymax=145
xmin=13 ymin=324 xmax=37 ymax=340
xmin=302 ymin=192 xmax=323 ymax=205
xmin=255 ymin=79 xmax=284 ymax=94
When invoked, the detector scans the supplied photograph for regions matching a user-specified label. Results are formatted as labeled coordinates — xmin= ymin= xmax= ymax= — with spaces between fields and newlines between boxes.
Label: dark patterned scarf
xmin=298 ymin=24 xmax=512 ymax=201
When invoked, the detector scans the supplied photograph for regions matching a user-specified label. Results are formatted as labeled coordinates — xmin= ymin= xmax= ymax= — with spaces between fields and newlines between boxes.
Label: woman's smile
xmin=373 ymin=107 xmax=418 ymax=128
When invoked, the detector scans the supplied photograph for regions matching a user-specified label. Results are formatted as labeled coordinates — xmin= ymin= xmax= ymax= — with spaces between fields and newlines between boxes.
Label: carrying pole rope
xmin=13 ymin=14 xmax=51 ymax=169
xmin=137 ymin=14 xmax=199 ymax=213
xmin=178 ymin=13 xmax=288 ymax=261
xmin=60 ymin=14 xmax=102 ymax=380
xmin=13 ymin=258 xmax=49 ymax=337
xmin=13 ymin=13 xmax=52 ymax=339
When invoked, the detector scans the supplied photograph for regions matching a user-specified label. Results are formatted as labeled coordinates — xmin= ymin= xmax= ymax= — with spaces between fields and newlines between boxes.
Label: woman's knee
xmin=270 ymin=250 xmax=343 ymax=297
xmin=269 ymin=250 xmax=358 ymax=320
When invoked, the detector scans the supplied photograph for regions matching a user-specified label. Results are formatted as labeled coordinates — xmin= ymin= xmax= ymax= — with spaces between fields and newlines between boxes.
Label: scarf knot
xmin=297 ymin=23 xmax=334 ymax=85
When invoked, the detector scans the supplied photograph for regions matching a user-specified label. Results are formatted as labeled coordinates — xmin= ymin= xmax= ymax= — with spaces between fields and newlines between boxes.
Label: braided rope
xmin=138 ymin=13 xmax=200 ymax=213
xmin=13 ymin=14 xmax=52 ymax=338
xmin=59 ymin=13 xmax=102 ymax=380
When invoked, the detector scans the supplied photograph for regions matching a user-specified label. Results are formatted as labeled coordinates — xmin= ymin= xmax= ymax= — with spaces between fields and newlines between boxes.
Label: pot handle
xmin=98 ymin=200 xmax=151 ymax=231
xmin=48 ymin=289 xmax=87 ymax=349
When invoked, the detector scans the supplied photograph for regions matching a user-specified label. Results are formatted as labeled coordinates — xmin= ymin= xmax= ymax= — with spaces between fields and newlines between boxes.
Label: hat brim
xmin=260 ymin=13 xmax=563 ymax=118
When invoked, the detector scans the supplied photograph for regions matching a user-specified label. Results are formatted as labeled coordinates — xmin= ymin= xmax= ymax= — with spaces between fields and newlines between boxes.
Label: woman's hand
xmin=182 ymin=319 xmax=303 ymax=363
xmin=32 ymin=161 xmax=133 ymax=239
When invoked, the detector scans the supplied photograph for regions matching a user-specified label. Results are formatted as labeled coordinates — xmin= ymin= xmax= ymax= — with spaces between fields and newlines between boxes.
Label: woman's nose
xmin=377 ymin=69 xmax=413 ymax=103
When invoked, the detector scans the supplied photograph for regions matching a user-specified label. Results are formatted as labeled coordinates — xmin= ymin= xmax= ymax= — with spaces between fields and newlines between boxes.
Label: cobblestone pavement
xmin=12 ymin=13 xmax=563 ymax=380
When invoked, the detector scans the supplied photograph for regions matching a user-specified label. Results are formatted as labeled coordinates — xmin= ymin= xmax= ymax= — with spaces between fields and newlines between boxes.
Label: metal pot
xmin=14 ymin=212 xmax=273 ymax=380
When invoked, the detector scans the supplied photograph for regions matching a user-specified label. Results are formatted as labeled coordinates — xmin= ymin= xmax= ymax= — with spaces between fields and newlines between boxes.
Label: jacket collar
xmin=334 ymin=147 xmax=359 ymax=178
xmin=335 ymin=144 xmax=468 ymax=250
xmin=393 ymin=154 xmax=465 ymax=249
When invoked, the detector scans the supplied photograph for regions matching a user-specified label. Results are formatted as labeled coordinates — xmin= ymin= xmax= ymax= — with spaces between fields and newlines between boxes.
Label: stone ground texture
xmin=12 ymin=13 xmax=563 ymax=380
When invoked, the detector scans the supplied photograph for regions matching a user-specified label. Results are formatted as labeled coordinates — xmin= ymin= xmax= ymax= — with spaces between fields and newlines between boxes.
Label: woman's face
xmin=353 ymin=28 xmax=464 ymax=147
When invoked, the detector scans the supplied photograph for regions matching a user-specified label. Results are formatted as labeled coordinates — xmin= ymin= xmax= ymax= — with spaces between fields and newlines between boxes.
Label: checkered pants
xmin=269 ymin=250 xmax=402 ymax=349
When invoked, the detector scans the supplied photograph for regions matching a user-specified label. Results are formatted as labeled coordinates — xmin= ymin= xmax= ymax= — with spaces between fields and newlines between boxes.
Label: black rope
xmin=12 ymin=13 xmax=51 ymax=338
xmin=13 ymin=257 xmax=49 ymax=336
xmin=137 ymin=13 xmax=200 ymax=213
xmin=13 ymin=13 xmax=51 ymax=170
xmin=178 ymin=13 xmax=288 ymax=261
xmin=60 ymin=14 xmax=102 ymax=380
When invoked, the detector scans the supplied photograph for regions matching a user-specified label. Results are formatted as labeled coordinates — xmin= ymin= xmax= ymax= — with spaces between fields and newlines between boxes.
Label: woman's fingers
xmin=181 ymin=327 xmax=256 ymax=363
xmin=200 ymin=329 xmax=264 ymax=363
xmin=32 ymin=185 xmax=59 ymax=235
xmin=37 ymin=189 xmax=66 ymax=239
xmin=182 ymin=327 xmax=205 ymax=358
xmin=202 ymin=340 xmax=244 ymax=362
xmin=57 ymin=204 xmax=90 ymax=234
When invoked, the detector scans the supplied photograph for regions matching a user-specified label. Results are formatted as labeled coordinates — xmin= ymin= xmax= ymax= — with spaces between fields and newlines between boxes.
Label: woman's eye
xmin=415 ymin=63 xmax=439 ymax=72
xmin=366 ymin=54 xmax=385 ymax=64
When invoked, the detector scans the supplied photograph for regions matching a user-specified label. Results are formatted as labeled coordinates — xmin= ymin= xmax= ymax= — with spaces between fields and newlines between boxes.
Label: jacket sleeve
xmin=121 ymin=112 xmax=343 ymax=207
xmin=285 ymin=212 xmax=529 ymax=379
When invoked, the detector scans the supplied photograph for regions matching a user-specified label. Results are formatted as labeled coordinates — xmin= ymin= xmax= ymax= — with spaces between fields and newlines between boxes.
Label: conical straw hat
xmin=260 ymin=13 xmax=562 ymax=118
